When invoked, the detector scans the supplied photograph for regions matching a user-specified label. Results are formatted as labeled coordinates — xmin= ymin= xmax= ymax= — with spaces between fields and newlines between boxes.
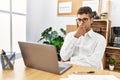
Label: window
xmin=0 ymin=0 xmax=26 ymax=53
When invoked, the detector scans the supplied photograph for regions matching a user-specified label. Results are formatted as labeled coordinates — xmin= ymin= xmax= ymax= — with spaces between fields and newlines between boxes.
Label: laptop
xmin=18 ymin=41 xmax=72 ymax=74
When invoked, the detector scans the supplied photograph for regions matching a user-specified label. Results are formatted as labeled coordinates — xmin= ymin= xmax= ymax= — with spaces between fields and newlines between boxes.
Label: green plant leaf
xmin=38 ymin=27 xmax=66 ymax=54
xmin=51 ymin=36 xmax=64 ymax=48
xmin=60 ymin=28 xmax=66 ymax=35
xmin=51 ymin=31 xmax=58 ymax=40
xmin=41 ymin=27 xmax=52 ymax=36
xmin=109 ymin=58 xmax=115 ymax=65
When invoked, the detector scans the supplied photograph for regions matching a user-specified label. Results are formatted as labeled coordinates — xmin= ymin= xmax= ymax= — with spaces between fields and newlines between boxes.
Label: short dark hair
xmin=77 ymin=6 xmax=92 ymax=18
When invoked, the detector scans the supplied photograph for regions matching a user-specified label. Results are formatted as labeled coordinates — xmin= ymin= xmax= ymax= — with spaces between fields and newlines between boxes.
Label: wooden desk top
xmin=0 ymin=58 xmax=120 ymax=80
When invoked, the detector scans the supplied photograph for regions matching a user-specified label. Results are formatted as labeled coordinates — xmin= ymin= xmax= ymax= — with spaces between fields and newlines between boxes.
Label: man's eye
xmin=83 ymin=18 xmax=88 ymax=21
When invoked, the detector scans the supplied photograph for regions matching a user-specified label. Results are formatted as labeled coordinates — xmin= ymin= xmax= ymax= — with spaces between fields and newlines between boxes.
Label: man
xmin=60 ymin=6 xmax=106 ymax=69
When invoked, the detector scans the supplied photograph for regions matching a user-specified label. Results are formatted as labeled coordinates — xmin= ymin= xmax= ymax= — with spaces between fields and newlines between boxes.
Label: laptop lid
xmin=18 ymin=41 xmax=72 ymax=74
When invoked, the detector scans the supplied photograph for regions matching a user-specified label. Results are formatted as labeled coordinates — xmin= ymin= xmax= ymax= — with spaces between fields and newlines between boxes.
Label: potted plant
xmin=37 ymin=27 xmax=66 ymax=61
xmin=108 ymin=58 xmax=116 ymax=70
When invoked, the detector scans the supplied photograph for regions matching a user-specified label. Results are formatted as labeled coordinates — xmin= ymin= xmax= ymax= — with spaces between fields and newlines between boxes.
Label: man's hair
xmin=77 ymin=6 xmax=92 ymax=18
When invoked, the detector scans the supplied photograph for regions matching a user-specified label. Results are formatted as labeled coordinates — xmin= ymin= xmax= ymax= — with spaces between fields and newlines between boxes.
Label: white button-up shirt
xmin=60 ymin=29 xmax=106 ymax=69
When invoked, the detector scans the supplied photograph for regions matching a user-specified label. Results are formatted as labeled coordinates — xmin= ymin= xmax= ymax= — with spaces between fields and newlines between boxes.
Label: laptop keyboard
xmin=59 ymin=66 xmax=66 ymax=71
xmin=58 ymin=61 xmax=72 ymax=72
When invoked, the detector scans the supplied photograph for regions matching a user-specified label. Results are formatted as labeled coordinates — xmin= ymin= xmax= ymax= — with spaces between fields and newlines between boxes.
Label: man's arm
xmin=60 ymin=23 xmax=88 ymax=62
xmin=60 ymin=32 xmax=78 ymax=61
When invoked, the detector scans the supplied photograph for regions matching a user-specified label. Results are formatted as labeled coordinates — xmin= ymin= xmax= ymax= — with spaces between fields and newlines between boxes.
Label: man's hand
xmin=74 ymin=23 xmax=87 ymax=38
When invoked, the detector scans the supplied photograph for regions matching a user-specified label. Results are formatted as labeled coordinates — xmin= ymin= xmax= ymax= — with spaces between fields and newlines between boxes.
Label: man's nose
xmin=78 ymin=21 xmax=84 ymax=26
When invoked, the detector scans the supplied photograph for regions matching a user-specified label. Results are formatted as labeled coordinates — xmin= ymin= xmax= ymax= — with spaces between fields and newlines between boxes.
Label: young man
xmin=60 ymin=6 xmax=106 ymax=69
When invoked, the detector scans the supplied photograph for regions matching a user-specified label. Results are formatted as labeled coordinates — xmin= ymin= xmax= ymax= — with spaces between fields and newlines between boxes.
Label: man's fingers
xmin=78 ymin=23 xmax=82 ymax=26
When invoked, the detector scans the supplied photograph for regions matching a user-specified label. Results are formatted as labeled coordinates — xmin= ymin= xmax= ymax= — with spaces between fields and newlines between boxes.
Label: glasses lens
xmin=83 ymin=18 xmax=88 ymax=22
xmin=76 ymin=18 xmax=88 ymax=23
xmin=76 ymin=18 xmax=81 ymax=22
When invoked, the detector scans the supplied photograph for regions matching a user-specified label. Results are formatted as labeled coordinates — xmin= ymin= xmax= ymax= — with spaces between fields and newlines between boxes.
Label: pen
xmin=1 ymin=49 xmax=11 ymax=69
xmin=1 ymin=49 xmax=15 ymax=70
xmin=3 ymin=52 xmax=15 ymax=69
xmin=73 ymin=71 xmax=95 ymax=74
xmin=1 ymin=54 xmax=5 ymax=69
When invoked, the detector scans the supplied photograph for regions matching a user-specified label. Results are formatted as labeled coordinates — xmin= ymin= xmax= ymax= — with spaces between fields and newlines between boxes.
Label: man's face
xmin=76 ymin=13 xmax=93 ymax=30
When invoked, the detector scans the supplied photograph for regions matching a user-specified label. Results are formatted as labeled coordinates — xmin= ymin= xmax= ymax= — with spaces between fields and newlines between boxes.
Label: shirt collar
xmin=84 ymin=28 xmax=94 ymax=38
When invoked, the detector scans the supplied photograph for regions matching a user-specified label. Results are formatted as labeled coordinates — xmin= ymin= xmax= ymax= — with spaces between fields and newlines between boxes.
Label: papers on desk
xmin=61 ymin=75 xmax=120 ymax=80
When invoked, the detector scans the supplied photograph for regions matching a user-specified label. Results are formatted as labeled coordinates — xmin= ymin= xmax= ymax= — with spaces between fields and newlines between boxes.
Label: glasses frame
xmin=76 ymin=18 xmax=89 ymax=23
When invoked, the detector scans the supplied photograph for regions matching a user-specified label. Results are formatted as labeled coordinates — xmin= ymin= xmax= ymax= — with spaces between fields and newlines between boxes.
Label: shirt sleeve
xmin=77 ymin=36 xmax=106 ymax=69
xmin=60 ymin=32 xmax=78 ymax=61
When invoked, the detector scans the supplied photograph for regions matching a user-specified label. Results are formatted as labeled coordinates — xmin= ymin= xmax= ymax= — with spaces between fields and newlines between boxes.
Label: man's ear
xmin=91 ymin=18 xmax=94 ymax=24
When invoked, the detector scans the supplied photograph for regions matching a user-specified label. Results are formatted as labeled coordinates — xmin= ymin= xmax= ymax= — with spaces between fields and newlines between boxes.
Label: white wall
xmin=110 ymin=0 xmax=120 ymax=26
xmin=27 ymin=0 xmax=120 ymax=42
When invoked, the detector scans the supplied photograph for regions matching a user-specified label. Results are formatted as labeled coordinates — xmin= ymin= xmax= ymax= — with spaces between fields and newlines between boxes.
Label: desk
xmin=0 ymin=58 xmax=120 ymax=80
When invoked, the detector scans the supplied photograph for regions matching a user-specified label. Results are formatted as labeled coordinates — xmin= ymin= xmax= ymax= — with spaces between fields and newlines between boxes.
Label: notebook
xmin=18 ymin=41 xmax=72 ymax=74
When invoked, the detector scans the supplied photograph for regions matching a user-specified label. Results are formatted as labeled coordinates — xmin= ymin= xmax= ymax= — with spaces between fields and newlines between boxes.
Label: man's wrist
xmin=74 ymin=35 xmax=79 ymax=38
xmin=74 ymin=33 xmax=82 ymax=38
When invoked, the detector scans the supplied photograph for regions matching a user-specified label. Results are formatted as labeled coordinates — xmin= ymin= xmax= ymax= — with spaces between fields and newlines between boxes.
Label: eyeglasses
xmin=76 ymin=18 xmax=89 ymax=23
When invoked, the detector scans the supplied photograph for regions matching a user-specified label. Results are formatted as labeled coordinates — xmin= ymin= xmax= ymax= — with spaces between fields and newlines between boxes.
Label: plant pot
xmin=109 ymin=65 xmax=115 ymax=70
